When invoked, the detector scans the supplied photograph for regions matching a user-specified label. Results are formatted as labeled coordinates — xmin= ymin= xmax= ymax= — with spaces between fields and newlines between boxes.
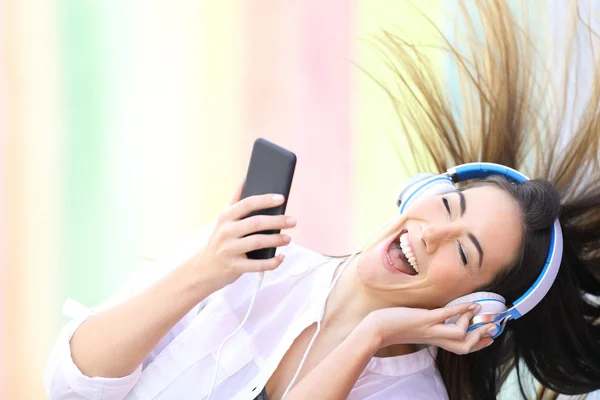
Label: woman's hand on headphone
xmin=185 ymin=180 xmax=296 ymax=291
xmin=364 ymin=303 xmax=496 ymax=355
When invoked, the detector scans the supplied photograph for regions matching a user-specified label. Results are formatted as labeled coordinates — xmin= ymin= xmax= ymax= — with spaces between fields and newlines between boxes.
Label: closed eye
xmin=458 ymin=242 xmax=468 ymax=266
xmin=442 ymin=197 xmax=451 ymax=214
xmin=443 ymin=196 xmax=469 ymax=266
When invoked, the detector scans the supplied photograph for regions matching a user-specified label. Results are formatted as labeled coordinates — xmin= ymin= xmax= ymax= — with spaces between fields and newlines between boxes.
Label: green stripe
xmin=59 ymin=0 xmax=112 ymax=306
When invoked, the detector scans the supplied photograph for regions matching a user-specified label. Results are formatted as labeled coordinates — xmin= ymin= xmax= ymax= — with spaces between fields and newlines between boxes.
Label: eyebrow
xmin=468 ymin=233 xmax=484 ymax=268
xmin=457 ymin=190 xmax=466 ymax=217
xmin=456 ymin=191 xmax=484 ymax=268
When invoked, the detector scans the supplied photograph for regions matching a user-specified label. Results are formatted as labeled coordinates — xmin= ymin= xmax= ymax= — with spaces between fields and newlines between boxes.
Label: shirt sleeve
xmin=44 ymin=221 xmax=216 ymax=400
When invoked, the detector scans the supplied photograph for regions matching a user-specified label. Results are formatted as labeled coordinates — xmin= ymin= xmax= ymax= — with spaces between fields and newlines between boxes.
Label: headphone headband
xmin=448 ymin=162 xmax=529 ymax=183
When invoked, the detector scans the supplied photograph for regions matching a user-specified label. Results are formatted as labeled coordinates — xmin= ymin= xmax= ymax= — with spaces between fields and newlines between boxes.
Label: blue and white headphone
xmin=396 ymin=162 xmax=563 ymax=339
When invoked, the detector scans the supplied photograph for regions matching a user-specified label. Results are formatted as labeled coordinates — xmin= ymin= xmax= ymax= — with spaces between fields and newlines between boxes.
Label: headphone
xmin=396 ymin=162 xmax=563 ymax=339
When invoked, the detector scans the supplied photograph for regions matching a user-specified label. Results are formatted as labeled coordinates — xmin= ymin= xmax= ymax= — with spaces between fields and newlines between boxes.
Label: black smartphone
xmin=241 ymin=138 xmax=297 ymax=259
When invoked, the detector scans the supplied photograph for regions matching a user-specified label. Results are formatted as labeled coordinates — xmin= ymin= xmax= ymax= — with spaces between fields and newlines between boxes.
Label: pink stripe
xmin=242 ymin=0 xmax=354 ymax=255
xmin=0 ymin=0 xmax=13 ymax=396
xmin=0 ymin=0 xmax=8 ymax=396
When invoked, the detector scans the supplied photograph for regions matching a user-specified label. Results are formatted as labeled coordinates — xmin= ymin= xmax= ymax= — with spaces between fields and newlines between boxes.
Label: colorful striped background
xmin=1 ymin=1 xmax=596 ymax=398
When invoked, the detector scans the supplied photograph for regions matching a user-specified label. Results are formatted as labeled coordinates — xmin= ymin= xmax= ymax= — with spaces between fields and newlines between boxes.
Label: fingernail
xmin=468 ymin=303 xmax=481 ymax=312
xmin=273 ymin=194 xmax=284 ymax=202
xmin=487 ymin=326 xmax=498 ymax=337
xmin=282 ymin=235 xmax=291 ymax=243
xmin=286 ymin=217 xmax=297 ymax=226
xmin=484 ymin=340 xmax=494 ymax=348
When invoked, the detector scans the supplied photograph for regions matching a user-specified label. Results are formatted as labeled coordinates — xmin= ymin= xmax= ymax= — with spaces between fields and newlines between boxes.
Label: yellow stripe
xmin=354 ymin=0 xmax=444 ymax=239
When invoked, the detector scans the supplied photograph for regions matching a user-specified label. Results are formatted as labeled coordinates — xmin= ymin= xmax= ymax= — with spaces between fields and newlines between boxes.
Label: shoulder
xmin=352 ymin=366 xmax=448 ymax=400
xmin=270 ymin=241 xmax=332 ymax=277
xmin=397 ymin=366 xmax=448 ymax=400
xmin=404 ymin=366 xmax=448 ymax=400
xmin=276 ymin=240 xmax=325 ymax=260
xmin=351 ymin=348 xmax=448 ymax=400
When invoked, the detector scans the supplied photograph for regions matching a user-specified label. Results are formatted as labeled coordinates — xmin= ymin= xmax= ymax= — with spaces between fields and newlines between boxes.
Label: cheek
xmin=405 ymin=197 xmax=439 ymax=217
xmin=426 ymin=252 xmax=477 ymax=303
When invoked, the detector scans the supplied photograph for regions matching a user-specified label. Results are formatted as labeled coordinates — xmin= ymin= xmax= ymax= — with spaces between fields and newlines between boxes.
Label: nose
xmin=420 ymin=222 xmax=461 ymax=254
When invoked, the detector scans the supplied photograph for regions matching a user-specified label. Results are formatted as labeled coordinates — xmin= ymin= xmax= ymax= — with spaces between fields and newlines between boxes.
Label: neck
xmin=320 ymin=257 xmax=378 ymax=336
xmin=320 ymin=256 xmax=416 ymax=357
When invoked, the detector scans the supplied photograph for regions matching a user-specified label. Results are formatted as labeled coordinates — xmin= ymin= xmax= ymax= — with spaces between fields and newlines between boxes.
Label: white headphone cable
xmin=281 ymin=218 xmax=394 ymax=398
xmin=206 ymin=271 xmax=264 ymax=400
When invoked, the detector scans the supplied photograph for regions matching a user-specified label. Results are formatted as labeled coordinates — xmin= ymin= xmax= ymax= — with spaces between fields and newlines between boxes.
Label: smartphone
xmin=240 ymin=138 xmax=297 ymax=259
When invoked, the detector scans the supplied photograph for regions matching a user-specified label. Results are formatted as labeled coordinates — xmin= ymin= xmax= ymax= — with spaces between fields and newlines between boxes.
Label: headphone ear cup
xmin=444 ymin=292 xmax=507 ymax=324
xmin=396 ymin=173 xmax=435 ymax=207
xmin=397 ymin=174 xmax=456 ymax=213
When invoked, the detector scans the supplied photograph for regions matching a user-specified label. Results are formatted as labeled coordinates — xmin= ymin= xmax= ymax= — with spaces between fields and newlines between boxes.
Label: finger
xmin=232 ymin=214 xmax=297 ymax=237
xmin=428 ymin=323 xmax=468 ymax=341
xmin=431 ymin=323 xmax=495 ymax=355
xmin=470 ymin=337 xmax=494 ymax=353
xmin=232 ymin=234 xmax=292 ymax=254
xmin=226 ymin=193 xmax=285 ymax=221
xmin=455 ymin=307 xmax=478 ymax=332
xmin=230 ymin=178 xmax=246 ymax=205
xmin=430 ymin=302 xmax=480 ymax=324
xmin=235 ymin=254 xmax=286 ymax=273
xmin=462 ymin=323 xmax=496 ymax=352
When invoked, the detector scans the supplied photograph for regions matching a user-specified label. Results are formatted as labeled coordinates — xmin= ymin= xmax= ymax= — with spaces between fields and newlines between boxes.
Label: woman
xmin=45 ymin=2 xmax=600 ymax=400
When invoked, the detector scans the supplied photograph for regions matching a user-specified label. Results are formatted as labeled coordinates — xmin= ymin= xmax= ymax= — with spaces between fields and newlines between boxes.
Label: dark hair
xmin=368 ymin=1 xmax=600 ymax=399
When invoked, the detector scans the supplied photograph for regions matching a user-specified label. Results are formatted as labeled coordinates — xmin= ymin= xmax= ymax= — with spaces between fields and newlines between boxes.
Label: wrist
xmin=356 ymin=314 xmax=384 ymax=353
xmin=174 ymin=262 xmax=221 ymax=304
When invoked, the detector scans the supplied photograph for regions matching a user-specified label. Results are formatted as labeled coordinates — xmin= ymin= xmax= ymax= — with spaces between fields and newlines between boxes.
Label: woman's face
xmin=356 ymin=185 xmax=523 ymax=309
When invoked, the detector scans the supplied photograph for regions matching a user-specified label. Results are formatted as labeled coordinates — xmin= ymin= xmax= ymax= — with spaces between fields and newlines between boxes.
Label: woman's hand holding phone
xmin=187 ymin=180 xmax=297 ymax=292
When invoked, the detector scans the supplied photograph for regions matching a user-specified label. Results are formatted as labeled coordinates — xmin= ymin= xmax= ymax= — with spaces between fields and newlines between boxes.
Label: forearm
xmin=286 ymin=322 xmax=381 ymax=400
xmin=69 ymin=263 xmax=218 ymax=378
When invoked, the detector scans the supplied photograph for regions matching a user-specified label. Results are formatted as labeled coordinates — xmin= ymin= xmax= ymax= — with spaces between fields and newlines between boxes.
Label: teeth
xmin=399 ymin=233 xmax=419 ymax=273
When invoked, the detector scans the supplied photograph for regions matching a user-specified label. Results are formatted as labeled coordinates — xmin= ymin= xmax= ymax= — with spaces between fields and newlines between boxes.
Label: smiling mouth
xmin=385 ymin=229 xmax=418 ymax=275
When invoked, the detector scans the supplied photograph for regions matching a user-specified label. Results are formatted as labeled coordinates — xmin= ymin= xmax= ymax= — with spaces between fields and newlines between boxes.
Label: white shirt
xmin=44 ymin=223 xmax=449 ymax=400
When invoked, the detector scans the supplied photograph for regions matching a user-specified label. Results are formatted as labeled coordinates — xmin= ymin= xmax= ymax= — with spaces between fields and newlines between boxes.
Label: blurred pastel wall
xmin=0 ymin=1 xmax=595 ymax=399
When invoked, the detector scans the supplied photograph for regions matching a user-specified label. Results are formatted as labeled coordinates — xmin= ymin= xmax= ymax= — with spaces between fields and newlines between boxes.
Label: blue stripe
xmin=473 ymin=298 xmax=505 ymax=304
